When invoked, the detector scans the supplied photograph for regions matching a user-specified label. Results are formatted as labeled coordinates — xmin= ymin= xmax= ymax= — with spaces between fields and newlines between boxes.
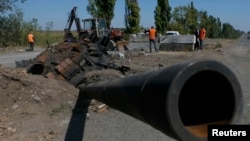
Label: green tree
xmin=86 ymin=0 xmax=98 ymax=18
xmin=125 ymin=0 xmax=141 ymax=33
xmin=198 ymin=10 xmax=209 ymax=30
xmin=186 ymin=1 xmax=198 ymax=34
xmin=168 ymin=20 xmax=182 ymax=31
xmin=0 ymin=0 xmax=26 ymax=13
xmin=87 ymin=0 xmax=116 ymax=28
xmin=171 ymin=2 xmax=198 ymax=34
xmin=170 ymin=1 xmax=242 ymax=39
xmin=171 ymin=6 xmax=187 ymax=33
xmin=0 ymin=9 xmax=24 ymax=47
xmin=154 ymin=0 xmax=171 ymax=34
xmin=206 ymin=16 xmax=221 ymax=38
xmin=0 ymin=0 xmax=27 ymax=47
xmin=221 ymin=23 xmax=243 ymax=39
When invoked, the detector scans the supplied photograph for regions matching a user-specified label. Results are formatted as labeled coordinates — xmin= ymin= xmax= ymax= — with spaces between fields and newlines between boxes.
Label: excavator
xmin=64 ymin=6 xmax=86 ymax=42
xmin=64 ymin=6 xmax=128 ymax=51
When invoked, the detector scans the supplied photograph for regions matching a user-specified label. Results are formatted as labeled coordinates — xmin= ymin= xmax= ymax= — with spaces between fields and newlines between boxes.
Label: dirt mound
xmin=0 ymin=65 xmax=79 ymax=140
xmin=0 ymin=63 xmax=126 ymax=140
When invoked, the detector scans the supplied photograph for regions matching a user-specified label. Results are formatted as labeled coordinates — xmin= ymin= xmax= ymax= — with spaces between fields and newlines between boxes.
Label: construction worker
xmin=26 ymin=31 xmax=36 ymax=51
xmin=145 ymin=26 xmax=158 ymax=53
xmin=199 ymin=26 xmax=206 ymax=50
xmin=194 ymin=27 xmax=200 ymax=50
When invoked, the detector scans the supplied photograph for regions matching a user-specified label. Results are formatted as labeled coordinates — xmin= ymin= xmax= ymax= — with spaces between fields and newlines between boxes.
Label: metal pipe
xmin=79 ymin=60 xmax=243 ymax=141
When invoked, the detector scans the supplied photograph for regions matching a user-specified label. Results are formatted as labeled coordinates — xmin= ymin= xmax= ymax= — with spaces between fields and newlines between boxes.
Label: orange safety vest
xmin=28 ymin=33 xmax=35 ymax=43
xmin=199 ymin=28 xmax=206 ymax=40
xmin=149 ymin=28 xmax=157 ymax=40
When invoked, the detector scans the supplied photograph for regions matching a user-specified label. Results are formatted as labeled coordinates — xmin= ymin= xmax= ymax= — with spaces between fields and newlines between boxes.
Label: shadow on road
xmin=64 ymin=91 xmax=91 ymax=141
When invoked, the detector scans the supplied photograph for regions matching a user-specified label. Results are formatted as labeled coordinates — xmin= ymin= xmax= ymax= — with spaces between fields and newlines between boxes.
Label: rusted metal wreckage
xmin=23 ymin=38 xmax=130 ymax=87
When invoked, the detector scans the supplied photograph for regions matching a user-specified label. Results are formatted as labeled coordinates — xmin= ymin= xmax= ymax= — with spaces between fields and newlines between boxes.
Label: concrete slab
xmin=159 ymin=35 xmax=196 ymax=51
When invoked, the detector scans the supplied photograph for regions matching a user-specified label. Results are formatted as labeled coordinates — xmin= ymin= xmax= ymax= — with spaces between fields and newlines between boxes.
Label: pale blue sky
xmin=17 ymin=0 xmax=250 ymax=32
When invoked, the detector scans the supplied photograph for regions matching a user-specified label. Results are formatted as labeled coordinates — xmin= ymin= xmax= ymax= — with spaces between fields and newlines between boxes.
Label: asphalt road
xmin=221 ymin=34 xmax=250 ymax=125
xmin=0 ymin=48 xmax=44 ymax=68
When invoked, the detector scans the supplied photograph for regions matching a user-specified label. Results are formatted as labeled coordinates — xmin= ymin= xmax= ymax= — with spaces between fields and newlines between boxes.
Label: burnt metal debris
xmin=22 ymin=36 xmax=130 ymax=87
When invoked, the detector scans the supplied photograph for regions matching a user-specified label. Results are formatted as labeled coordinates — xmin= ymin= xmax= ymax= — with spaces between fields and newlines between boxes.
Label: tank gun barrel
xmin=79 ymin=60 xmax=243 ymax=141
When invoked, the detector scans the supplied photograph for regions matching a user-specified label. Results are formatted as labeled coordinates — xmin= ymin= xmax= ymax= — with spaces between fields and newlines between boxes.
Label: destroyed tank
xmin=24 ymin=33 xmax=130 ymax=87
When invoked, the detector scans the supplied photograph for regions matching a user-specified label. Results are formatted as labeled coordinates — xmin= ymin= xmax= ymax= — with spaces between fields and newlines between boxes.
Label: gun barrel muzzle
xmin=79 ymin=60 xmax=243 ymax=141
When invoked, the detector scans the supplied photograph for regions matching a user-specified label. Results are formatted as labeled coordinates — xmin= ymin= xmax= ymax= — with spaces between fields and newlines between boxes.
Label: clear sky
xmin=17 ymin=0 xmax=250 ymax=32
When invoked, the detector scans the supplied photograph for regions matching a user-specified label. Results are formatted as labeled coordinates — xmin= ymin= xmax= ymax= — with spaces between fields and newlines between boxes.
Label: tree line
xmin=168 ymin=1 xmax=243 ymax=39
xmin=87 ymin=0 xmax=243 ymax=38
xmin=0 ymin=0 xmax=244 ymax=48
xmin=124 ymin=0 xmax=243 ymax=38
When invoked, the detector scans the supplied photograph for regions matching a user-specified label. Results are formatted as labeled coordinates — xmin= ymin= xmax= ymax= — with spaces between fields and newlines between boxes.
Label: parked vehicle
xmin=166 ymin=31 xmax=180 ymax=36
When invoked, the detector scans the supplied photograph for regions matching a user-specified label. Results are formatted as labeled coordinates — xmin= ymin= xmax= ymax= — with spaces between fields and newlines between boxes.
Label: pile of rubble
xmin=16 ymin=39 xmax=130 ymax=87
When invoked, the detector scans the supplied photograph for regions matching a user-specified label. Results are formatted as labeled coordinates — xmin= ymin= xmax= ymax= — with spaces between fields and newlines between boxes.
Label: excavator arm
xmin=64 ymin=7 xmax=84 ymax=42
xmin=66 ymin=7 xmax=77 ymax=31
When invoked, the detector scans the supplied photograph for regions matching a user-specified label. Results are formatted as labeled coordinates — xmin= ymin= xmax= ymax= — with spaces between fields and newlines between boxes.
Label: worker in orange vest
xmin=145 ymin=26 xmax=158 ymax=53
xmin=26 ymin=31 xmax=36 ymax=51
xmin=199 ymin=26 xmax=206 ymax=50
